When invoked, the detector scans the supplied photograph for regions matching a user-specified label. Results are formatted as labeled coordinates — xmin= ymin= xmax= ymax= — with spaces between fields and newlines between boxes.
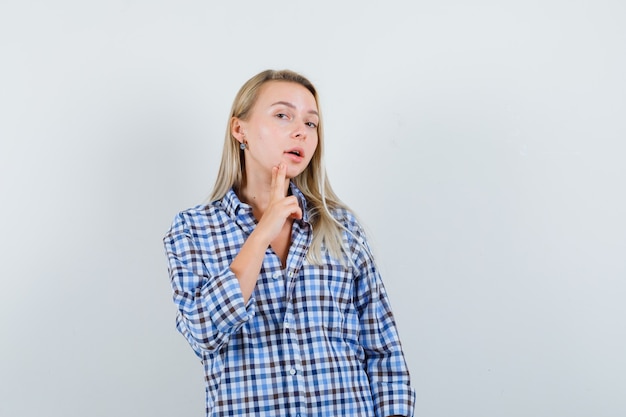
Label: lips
xmin=284 ymin=147 xmax=305 ymax=159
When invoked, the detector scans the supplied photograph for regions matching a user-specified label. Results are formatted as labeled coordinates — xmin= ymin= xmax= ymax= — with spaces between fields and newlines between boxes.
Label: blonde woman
xmin=164 ymin=69 xmax=415 ymax=417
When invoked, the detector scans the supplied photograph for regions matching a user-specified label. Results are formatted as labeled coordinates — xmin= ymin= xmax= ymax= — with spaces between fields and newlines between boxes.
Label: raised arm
xmin=164 ymin=214 xmax=253 ymax=357
xmin=164 ymin=163 xmax=302 ymax=356
xmin=230 ymin=163 xmax=301 ymax=302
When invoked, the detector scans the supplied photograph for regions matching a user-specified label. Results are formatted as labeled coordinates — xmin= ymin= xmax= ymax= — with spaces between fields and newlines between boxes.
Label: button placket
xmin=284 ymin=312 xmax=294 ymax=328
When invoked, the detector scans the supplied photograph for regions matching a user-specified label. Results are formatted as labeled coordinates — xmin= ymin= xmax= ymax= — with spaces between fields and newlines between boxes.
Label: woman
xmin=164 ymin=69 xmax=415 ymax=417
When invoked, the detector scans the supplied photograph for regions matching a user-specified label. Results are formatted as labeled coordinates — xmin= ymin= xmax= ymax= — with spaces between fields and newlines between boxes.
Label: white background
xmin=1 ymin=1 xmax=625 ymax=416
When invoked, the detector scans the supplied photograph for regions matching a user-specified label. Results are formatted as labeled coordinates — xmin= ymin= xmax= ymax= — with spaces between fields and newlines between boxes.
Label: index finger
xmin=272 ymin=163 xmax=287 ymax=200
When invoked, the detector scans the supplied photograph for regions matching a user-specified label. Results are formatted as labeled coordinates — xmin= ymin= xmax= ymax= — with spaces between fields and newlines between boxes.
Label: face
xmin=233 ymin=81 xmax=319 ymax=180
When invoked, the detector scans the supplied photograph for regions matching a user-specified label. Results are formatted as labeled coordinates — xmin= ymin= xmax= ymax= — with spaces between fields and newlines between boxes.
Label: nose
xmin=292 ymin=124 xmax=306 ymax=140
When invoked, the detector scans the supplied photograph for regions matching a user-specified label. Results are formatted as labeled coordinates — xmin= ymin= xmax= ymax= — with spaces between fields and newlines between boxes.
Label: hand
xmin=255 ymin=163 xmax=302 ymax=245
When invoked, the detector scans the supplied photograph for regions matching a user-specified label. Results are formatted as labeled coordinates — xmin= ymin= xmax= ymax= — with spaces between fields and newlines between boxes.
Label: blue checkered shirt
xmin=164 ymin=183 xmax=415 ymax=417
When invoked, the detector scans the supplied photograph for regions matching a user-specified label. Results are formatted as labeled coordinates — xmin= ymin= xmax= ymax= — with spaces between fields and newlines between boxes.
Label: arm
xmin=350 ymin=223 xmax=416 ymax=417
xmin=164 ymin=164 xmax=301 ymax=356
xmin=164 ymin=213 xmax=253 ymax=357
xmin=230 ymin=163 xmax=301 ymax=303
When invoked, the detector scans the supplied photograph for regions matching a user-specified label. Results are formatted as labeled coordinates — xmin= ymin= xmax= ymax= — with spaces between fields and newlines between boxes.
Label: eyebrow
xmin=270 ymin=101 xmax=319 ymax=117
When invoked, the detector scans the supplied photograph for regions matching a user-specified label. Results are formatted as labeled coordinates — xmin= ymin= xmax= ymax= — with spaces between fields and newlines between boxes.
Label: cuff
xmin=201 ymin=267 xmax=256 ymax=334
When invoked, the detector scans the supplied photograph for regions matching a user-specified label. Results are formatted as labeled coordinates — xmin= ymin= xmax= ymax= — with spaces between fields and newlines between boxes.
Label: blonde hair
xmin=209 ymin=69 xmax=350 ymax=264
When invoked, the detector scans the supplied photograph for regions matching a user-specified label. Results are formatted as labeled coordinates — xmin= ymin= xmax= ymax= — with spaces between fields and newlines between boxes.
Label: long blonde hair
xmin=209 ymin=69 xmax=350 ymax=264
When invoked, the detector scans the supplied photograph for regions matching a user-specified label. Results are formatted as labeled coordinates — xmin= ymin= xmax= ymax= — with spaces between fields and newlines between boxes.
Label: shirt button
xmin=272 ymin=272 xmax=281 ymax=280
xmin=289 ymin=368 xmax=297 ymax=376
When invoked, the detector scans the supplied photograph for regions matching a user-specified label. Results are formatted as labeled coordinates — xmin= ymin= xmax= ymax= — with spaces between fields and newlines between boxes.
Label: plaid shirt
xmin=164 ymin=183 xmax=415 ymax=417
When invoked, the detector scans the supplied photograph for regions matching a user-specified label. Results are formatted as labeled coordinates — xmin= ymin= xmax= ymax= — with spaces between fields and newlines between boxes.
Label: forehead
xmin=255 ymin=81 xmax=317 ymax=109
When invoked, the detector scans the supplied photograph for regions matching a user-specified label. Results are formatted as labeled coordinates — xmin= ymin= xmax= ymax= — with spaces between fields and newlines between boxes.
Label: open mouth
xmin=285 ymin=148 xmax=304 ymax=158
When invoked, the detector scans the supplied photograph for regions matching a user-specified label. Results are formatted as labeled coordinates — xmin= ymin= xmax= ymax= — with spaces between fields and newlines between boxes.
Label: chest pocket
xmin=298 ymin=262 xmax=354 ymax=331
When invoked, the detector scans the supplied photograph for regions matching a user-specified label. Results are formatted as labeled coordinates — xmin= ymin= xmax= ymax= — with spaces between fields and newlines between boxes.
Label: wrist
xmin=248 ymin=228 xmax=272 ymax=249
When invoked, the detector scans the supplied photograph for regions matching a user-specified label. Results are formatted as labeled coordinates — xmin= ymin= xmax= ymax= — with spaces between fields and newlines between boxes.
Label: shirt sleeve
xmin=349 ymin=219 xmax=416 ymax=417
xmin=163 ymin=212 xmax=255 ymax=358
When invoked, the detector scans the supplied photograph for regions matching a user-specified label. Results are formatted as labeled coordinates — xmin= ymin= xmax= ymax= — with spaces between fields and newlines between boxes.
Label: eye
xmin=306 ymin=121 xmax=317 ymax=128
xmin=276 ymin=113 xmax=289 ymax=119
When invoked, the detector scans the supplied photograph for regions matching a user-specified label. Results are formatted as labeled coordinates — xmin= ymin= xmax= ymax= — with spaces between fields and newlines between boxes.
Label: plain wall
xmin=1 ymin=1 xmax=625 ymax=416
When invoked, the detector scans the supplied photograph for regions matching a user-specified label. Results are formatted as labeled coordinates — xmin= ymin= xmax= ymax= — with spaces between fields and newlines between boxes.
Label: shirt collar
xmin=218 ymin=181 xmax=310 ymax=224
xmin=289 ymin=181 xmax=310 ymax=224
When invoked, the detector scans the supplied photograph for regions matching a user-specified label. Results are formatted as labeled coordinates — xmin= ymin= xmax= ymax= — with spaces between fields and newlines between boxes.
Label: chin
xmin=287 ymin=166 xmax=306 ymax=180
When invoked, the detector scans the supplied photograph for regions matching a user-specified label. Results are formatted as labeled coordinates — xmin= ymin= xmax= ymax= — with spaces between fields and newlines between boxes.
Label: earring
xmin=240 ymin=142 xmax=247 ymax=150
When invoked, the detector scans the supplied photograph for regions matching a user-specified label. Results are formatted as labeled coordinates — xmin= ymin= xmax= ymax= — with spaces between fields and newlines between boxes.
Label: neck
xmin=239 ymin=170 xmax=290 ymax=218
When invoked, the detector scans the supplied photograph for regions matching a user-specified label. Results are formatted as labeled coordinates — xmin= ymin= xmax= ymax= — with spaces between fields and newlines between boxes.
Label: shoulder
xmin=330 ymin=206 xmax=365 ymax=236
xmin=329 ymin=206 xmax=372 ymax=256
xmin=172 ymin=203 xmax=215 ymax=225
xmin=165 ymin=202 xmax=228 ymax=239
xmin=327 ymin=206 xmax=379 ymax=273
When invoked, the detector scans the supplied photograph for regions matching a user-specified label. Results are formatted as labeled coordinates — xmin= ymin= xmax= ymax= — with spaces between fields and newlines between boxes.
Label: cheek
xmin=309 ymin=137 xmax=319 ymax=154
xmin=257 ymin=127 xmax=283 ymax=146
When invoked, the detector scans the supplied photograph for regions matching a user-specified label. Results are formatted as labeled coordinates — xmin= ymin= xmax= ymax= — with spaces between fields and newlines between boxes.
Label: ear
xmin=231 ymin=117 xmax=246 ymax=143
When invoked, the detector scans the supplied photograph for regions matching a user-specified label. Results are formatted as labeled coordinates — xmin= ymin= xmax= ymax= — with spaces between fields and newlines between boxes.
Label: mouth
xmin=284 ymin=148 xmax=304 ymax=158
